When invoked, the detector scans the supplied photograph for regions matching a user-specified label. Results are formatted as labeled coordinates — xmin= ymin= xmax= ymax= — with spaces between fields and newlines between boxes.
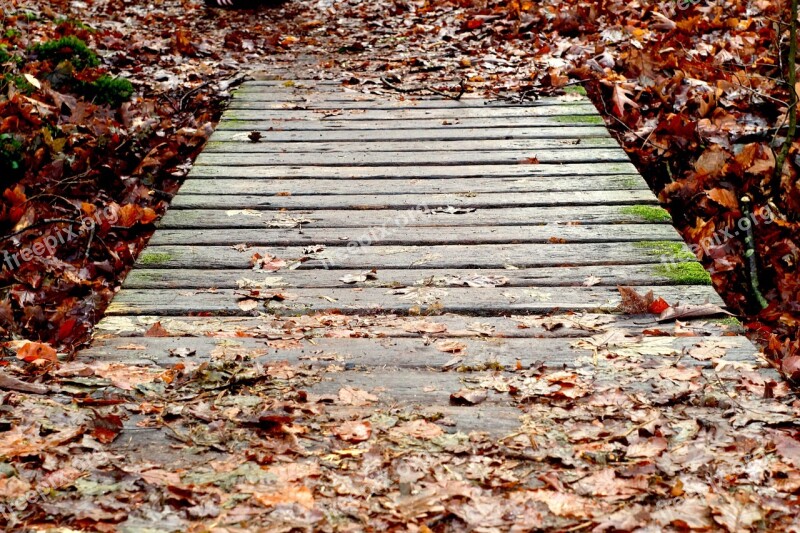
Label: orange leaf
xmin=648 ymin=297 xmax=670 ymax=314
xmin=16 ymin=341 xmax=58 ymax=363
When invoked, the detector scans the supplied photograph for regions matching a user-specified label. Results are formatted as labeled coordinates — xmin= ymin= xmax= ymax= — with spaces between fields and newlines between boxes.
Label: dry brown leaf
xmin=334 ymin=420 xmax=372 ymax=442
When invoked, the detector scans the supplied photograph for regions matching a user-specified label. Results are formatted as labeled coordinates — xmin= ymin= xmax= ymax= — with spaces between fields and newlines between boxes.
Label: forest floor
xmin=1 ymin=0 xmax=800 ymax=530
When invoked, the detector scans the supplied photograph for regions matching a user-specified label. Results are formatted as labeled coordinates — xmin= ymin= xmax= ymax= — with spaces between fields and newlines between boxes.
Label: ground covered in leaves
xmin=2 ymin=312 xmax=800 ymax=531
xmin=3 ymin=0 xmax=800 ymax=530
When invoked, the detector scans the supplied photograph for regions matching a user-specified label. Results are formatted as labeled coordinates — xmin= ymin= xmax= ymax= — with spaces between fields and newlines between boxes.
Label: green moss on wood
xmin=553 ymin=114 xmax=604 ymax=125
xmin=710 ymin=317 xmax=744 ymax=328
xmin=138 ymin=252 xmax=173 ymax=265
xmin=563 ymin=85 xmax=587 ymax=96
xmin=620 ymin=205 xmax=672 ymax=223
xmin=653 ymin=262 xmax=711 ymax=285
xmin=635 ymin=241 xmax=696 ymax=261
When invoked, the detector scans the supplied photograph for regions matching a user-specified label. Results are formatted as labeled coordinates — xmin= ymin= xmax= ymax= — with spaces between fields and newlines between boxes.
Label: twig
xmin=774 ymin=0 xmax=798 ymax=188
xmin=0 ymin=218 xmax=81 ymax=242
xmin=740 ymin=196 xmax=768 ymax=309
xmin=380 ymin=76 xmax=465 ymax=101
xmin=179 ymin=80 xmax=213 ymax=111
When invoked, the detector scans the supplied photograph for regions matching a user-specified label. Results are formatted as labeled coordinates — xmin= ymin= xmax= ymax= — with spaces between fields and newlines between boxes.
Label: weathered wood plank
xmin=224 ymin=102 xmax=597 ymax=120
xmin=122 ymin=264 xmax=702 ymax=290
xmin=187 ymin=162 xmax=639 ymax=178
xmin=168 ymin=190 xmax=655 ymax=210
xmin=156 ymin=205 xmax=670 ymax=229
xmin=216 ymin=115 xmax=607 ymax=131
xmin=228 ymin=97 xmax=587 ymax=109
xmin=93 ymin=313 xmax=733 ymax=340
xmin=202 ymin=137 xmax=619 ymax=153
xmin=134 ymin=242 xmax=693 ymax=270
xmin=193 ymin=149 xmax=629 ymax=167
xmin=208 ymin=126 xmax=613 ymax=142
xmin=104 ymin=285 xmax=723 ymax=316
xmin=81 ymin=335 xmax=754 ymax=368
xmin=178 ymin=175 xmax=647 ymax=195
xmin=148 ymin=225 xmax=681 ymax=247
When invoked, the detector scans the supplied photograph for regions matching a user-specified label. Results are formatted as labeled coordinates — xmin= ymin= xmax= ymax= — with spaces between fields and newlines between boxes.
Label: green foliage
xmin=30 ymin=36 xmax=99 ymax=70
xmin=0 ymin=73 xmax=36 ymax=94
xmin=4 ymin=28 xmax=22 ymax=39
xmin=0 ymin=133 xmax=24 ymax=176
xmin=86 ymin=74 xmax=134 ymax=106
xmin=620 ymin=205 xmax=672 ymax=222
xmin=54 ymin=17 xmax=96 ymax=32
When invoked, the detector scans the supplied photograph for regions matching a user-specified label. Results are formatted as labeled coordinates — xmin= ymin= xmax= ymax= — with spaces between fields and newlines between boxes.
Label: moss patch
xmin=30 ymin=36 xmax=99 ymax=70
xmin=710 ymin=317 xmax=744 ymax=328
xmin=553 ymin=114 xmax=604 ymax=125
xmin=620 ymin=205 xmax=672 ymax=223
xmin=85 ymin=74 xmax=133 ymax=106
xmin=563 ymin=85 xmax=587 ymax=96
xmin=138 ymin=252 xmax=173 ymax=265
xmin=653 ymin=262 xmax=711 ymax=285
xmin=635 ymin=241 xmax=696 ymax=261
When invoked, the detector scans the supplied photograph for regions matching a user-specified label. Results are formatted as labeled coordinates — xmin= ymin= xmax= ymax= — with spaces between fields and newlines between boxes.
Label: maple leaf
xmin=610 ymin=84 xmax=639 ymax=117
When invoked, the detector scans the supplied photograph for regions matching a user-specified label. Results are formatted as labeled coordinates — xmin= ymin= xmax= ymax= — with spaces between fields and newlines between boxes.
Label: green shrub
xmin=0 ymin=73 xmax=36 ymax=94
xmin=0 ymin=133 xmax=24 ymax=176
xmin=30 ymin=36 xmax=99 ymax=70
xmin=86 ymin=74 xmax=134 ymax=106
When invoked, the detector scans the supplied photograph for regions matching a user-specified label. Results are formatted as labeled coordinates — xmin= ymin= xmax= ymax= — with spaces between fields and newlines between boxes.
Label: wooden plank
xmin=81 ymin=335 xmax=754 ymax=367
xmin=147 ymin=225 xmax=681 ymax=247
xmin=227 ymin=99 xmax=590 ymax=110
xmin=215 ymin=115 xmax=607 ymax=131
xmin=224 ymin=103 xmax=597 ymax=120
xmin=187 ymin=162 xmax=639 ymax=179
xmin=192 ymin=149 xmax=629 ymax=167
xmin=133 ymin=242 xmax=692 ymax=270
xmin=156 ymin=206 xmax=670 ymax=229
xmin=168 ymin=190 xmax=656 ymax=210
xmin=177 ymin=175 xmax=647 ymax=195
xmin=104 ymin=285 xmax=723 ymax=316
xmin=202 ymin=137 xmax=619 ymax=153
xmin=122 ymin=264 xmax=703 ymax=290
xmin=208 ymin=126 xmax=613 ymax=143
xmin=93 ymin=313 xmax=732 ymax=339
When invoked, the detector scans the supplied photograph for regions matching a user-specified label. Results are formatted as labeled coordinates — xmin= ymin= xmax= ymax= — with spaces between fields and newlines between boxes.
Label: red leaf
xmin=648 ymin=297 xmax=670 ymax=314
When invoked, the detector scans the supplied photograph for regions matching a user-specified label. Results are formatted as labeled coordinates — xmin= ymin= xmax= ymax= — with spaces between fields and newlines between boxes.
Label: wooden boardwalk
xmin=85 ymin=80 xmax=766 ymax=436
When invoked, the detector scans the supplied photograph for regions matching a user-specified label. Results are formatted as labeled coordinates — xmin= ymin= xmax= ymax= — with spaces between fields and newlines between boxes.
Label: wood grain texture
xmin=104 ymin=285 xmax=724 ymax=316
xmin=122 ymin=264 xmax=698 ymax=290
xmin=147 ymin=224 xmax=681 ymax=246
xmin=168 ymin=190 xmax=656 ymax=210
xmin=177 ymin=175 xmax=648 ymax=195
xmin=202 ymin=137 xmax=619 ymax=153
xmin=193 ymin=149 xmax=629 ymax=167
xmin=187 ymin=162 xmax=639 ymax=178
xmin=208 ymin=126 xmax=613 ymax=143
xmin=156 ymin=205 xmax=669 ymax=229
xmin=134 ymin=242 xmax=693 ymax=269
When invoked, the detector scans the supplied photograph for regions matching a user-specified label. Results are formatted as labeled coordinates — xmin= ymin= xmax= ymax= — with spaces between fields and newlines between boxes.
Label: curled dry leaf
xmin=333 ymin=420 xmax=372 ymax=442
xmin=449 ymin=388 xmax=487 ymax=406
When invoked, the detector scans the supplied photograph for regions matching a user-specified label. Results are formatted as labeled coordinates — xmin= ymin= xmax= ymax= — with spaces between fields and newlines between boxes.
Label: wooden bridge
xmin=84 ymin=79 xmax=766 ymax=438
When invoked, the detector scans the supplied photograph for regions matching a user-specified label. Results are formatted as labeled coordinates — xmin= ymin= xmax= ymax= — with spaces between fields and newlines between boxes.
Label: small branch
xmin=740 ymin=196 xmax=768 ymax=309
xmin=0 ymin=218 xmax=82 ymax=242
xmin=774 ymin=0 xmax=798 ymax=188
xmin=380 ymin=76 xmax=465 ymax=101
